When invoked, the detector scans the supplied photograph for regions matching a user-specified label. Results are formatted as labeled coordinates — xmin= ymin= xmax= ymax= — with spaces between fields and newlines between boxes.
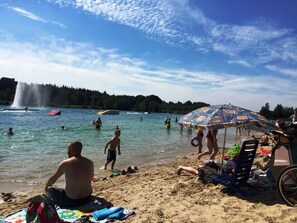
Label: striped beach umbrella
xmin=178 ymin=103 xmax=272 ymax=168
xmin=178 ymin=103 xmax=269 ymax=130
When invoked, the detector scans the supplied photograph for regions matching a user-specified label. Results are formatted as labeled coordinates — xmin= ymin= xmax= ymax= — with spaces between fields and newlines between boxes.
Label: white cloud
xmin=9 ymin=6 xmax=66 ymax=28
xmin=2 ymin=0 xmax=297 ymax=110
xmin=1 ymin=33 xmax=297 ymax=111
xmin=266 ymin=65 xmax=297 ymax=77
xmin=46 ymin=0 xmax=297 ymax=68
xmin=228 ymin=60 xmax=252 ymax=68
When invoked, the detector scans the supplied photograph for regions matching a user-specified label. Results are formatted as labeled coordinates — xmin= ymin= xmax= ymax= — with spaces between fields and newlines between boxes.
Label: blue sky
xmin=0 ymin=0 xmax=296 ymax=111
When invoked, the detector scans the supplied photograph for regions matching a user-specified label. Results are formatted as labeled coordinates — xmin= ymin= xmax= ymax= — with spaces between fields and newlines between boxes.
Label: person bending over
xmin=45 ymin=141 xmax=94 ymax=208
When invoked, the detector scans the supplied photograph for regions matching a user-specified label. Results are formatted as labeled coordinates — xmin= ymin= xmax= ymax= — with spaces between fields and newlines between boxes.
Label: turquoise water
xmin=0 ymin=106 xmax=258 ymax=191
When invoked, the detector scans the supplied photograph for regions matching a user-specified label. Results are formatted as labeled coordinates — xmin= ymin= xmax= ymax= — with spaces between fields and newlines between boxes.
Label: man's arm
xmin=45 ymin=160 xmax=67 ymax=190
xmin=211 ymin=130 xmax=218 ymax=141
xmin=104 ymin=140 xmax=111 ymax=154
xmin=117 ymin=139 xmax=121 ymax=155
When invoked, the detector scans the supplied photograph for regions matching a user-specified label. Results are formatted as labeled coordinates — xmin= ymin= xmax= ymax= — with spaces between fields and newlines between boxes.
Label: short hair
xmin=69 ymin=141 xmax=82 ymax=154
xmin=115 ymin=129 xmax=121 ymax=135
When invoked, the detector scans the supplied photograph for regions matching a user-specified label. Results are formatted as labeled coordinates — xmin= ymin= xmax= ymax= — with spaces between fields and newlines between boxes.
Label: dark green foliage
xmin=1 ymin=77 xmax=294 ymax=116
xmin=259 ymin=103 xmax=272 ymax=119
xmin=0 ymin=77 xmax=17 ymax=103
xmin=259 ymin=102 xmax=295 ymax=119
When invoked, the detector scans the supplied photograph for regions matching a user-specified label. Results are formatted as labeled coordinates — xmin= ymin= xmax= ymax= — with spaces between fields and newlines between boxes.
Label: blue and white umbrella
xmin=178 ymin=103 xmax=269 ymax=130
xmin=178 ymin=103 xmax=273 ymax=167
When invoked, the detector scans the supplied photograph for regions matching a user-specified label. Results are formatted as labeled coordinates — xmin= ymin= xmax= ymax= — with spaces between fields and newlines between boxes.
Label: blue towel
xmin=92 ymin=207 xmax=123 ymax=220
xmin=108 ymin=209 xmax=124 ymax=220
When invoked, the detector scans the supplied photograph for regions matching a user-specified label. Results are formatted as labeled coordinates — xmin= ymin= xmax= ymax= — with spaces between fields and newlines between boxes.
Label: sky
xmin=0 ymin=0 xmax=297 ymax=111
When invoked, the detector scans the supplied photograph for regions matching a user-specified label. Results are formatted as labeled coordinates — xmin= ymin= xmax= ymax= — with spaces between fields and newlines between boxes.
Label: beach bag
xmin=26 ymin=194 xmax=64 ymax=223
xmin=197 ymin=162 xmax=219 ymax=184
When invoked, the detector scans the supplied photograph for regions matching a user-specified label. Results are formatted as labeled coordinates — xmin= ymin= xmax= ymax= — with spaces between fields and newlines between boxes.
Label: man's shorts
xmin=46 ymin=186 xmax=92 ymax=208
xmin=107 ymin=149 xmax=116 ymax=161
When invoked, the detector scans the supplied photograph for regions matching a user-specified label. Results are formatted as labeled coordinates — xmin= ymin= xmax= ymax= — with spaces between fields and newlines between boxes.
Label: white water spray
xmin=11 ymin=82 xmax=46 ymax=108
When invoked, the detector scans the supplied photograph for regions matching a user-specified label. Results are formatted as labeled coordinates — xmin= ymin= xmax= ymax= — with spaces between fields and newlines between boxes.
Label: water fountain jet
xmin=5 ymin=82 xmax=48 ymax=111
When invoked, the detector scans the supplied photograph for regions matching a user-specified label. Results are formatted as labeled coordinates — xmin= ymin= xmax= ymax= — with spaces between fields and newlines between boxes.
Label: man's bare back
xmin=64 ymin=156 xmax=93 ymax=199
xmin=45 ymin=141 xmax=94 ymax=206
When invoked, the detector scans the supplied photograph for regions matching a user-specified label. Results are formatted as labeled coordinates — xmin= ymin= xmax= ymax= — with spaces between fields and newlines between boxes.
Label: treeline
xmin=259 ymin=103 xmax=296 ymax=120
xmin=0 ymin=77 xmax=209 ymax=113
xmin=1 ymin=77 xmax=295 ymax=116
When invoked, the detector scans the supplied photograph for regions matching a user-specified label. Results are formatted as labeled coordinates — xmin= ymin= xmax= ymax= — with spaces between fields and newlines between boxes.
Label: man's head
xmin=115 ymin=128 xmax=121 ymax=137
xmin=68 ymin=141 xmax=82 ymax=157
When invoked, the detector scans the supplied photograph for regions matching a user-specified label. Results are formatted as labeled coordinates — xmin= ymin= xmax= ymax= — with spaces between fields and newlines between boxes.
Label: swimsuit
xmin=107 ymin=149 xmax=116 ymax=161
xmin=205 ymin=130 xmax=218 ymax=142
xmin=46 ymin=187 xmax=92 ymax=208
xmin=206 ymin=130 xmax=214 ymax=142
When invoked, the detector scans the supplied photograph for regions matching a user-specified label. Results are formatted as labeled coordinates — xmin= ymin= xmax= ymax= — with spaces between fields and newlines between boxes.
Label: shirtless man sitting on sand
xmin=45 ymin=141 xmax=94 ymax=208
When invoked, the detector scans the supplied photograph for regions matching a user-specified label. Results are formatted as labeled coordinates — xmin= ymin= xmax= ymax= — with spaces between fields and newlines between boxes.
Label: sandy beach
xmin=1 ymin=146 xmax=296 ymax=223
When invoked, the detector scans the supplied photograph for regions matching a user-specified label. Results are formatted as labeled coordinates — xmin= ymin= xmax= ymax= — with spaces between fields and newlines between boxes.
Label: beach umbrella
xmin=178 ymin=103 xmax=272 ymax=168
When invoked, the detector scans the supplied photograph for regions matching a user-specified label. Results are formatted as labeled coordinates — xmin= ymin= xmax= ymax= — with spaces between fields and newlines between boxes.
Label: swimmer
xmin=7 ymin=127 xmax=14 ymax=136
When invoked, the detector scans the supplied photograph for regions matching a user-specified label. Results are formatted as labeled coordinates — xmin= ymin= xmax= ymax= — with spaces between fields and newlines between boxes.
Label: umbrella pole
xmin=220 ymin=128 xmax=227 ymax=175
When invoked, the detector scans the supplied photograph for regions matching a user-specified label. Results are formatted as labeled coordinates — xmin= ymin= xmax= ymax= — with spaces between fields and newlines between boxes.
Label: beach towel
xmin=91 ymin=207 xmax=134 ymax=221
xmin=1 ymin=207 xmax=135 ymax=223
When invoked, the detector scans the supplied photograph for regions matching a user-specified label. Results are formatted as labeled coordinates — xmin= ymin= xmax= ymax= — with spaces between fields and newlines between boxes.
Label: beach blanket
xmin=1 ymin=207 xmax=135 ymax=223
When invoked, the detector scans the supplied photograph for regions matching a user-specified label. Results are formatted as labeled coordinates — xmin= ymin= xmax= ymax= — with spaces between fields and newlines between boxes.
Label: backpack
xmin=26 ymin=194 xmax=65 ymax=223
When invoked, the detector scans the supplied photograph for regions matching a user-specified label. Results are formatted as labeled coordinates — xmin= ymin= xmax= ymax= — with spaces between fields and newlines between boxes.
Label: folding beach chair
xmin=212 ymin=139 xmax=259 ymax=197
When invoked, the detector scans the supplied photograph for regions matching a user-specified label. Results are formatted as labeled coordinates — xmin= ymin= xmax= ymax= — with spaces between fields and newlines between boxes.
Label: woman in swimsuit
xmin=197 ymin=129 xmax=218 ymax=160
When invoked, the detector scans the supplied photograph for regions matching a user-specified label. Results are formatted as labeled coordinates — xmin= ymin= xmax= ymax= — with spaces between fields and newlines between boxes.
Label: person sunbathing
xmin=176 ymin=149 xmax=241 ymax=181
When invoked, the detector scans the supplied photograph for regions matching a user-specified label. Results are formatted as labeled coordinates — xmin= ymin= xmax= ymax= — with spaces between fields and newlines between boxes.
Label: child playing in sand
xmin=104 ymin=127 xmax=121 ymax=170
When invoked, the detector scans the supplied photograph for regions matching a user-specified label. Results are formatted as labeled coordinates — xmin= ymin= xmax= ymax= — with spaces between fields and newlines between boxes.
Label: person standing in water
xmin=94 ymin=117 xmax=102 ymax=129
xmin=104 ymin=127 xmax=121 ymax=170
xmin=7 ymin=127 xmax=14 ymax=136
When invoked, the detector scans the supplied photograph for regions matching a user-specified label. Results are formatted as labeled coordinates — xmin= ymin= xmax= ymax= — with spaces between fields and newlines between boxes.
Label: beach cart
xmin=269 ymin=126 xmax=297 ymax=206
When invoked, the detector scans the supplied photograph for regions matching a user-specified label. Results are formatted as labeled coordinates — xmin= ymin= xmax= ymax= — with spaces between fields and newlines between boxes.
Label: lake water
xmin=0 ymin=106 xmax=260 ymax=191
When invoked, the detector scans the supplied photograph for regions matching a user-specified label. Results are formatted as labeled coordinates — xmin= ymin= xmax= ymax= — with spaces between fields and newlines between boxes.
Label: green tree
xmin=259 ymin=103 xmax=272 ymax=118
xmin=273 ymin=104 xmax=285 ymax=118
